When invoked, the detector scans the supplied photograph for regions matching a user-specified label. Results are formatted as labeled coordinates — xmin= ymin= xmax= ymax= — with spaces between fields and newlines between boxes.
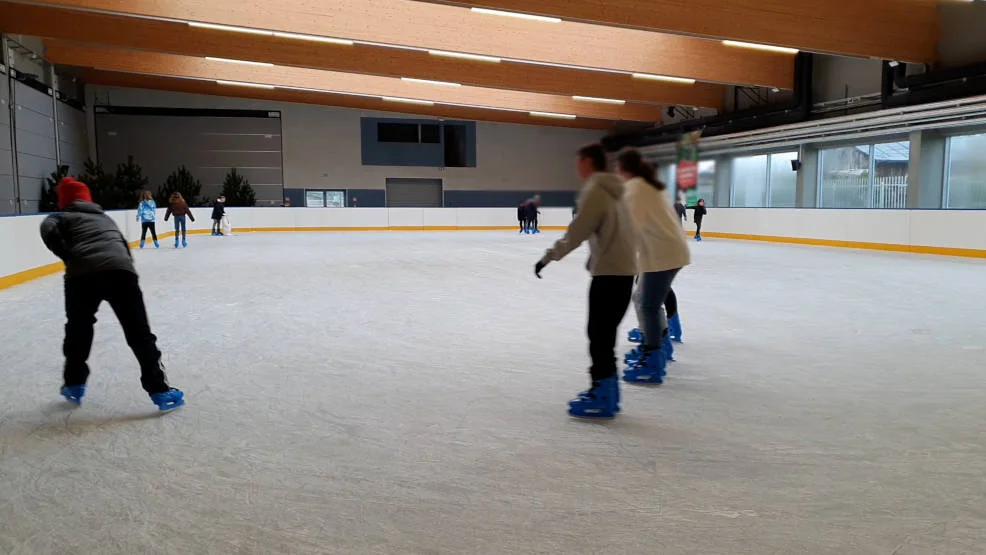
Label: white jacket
xmin=623 ymin=177 xmax=691 ymax=273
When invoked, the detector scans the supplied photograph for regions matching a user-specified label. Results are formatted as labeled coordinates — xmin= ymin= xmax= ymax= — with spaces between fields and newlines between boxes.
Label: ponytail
xmin=616 ymin=148 xmax=666 ymax=191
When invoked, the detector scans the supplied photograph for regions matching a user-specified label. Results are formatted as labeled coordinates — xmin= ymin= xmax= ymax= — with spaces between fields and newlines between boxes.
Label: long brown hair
xmin=616 ymin=148 xmax=665 ymax=191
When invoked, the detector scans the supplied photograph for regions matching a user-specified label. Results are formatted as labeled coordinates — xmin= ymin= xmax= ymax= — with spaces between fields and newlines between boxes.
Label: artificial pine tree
xmin=40 ymin=165 xmax=70 ymax=212
xmin=77 ymin=159 xmax=116 ymax=208
xmin=220 ymin=168 xmax=257 ymax=207
xmin=157 ymin=165 xmax=203 ymax=206
xmin=109 ymin=156 xmax=149 ymax=209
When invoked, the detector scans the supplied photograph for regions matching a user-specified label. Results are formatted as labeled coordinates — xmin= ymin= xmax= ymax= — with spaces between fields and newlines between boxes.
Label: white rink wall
xmin=0 ymin=207 xmax=575 ymax=284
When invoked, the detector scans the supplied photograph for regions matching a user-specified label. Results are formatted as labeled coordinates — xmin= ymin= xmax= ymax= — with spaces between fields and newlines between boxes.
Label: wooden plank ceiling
xmin=0 ymin=0 xmax=821 ymax=128
xmin=411 ymin=0 xmax=940 ymax=63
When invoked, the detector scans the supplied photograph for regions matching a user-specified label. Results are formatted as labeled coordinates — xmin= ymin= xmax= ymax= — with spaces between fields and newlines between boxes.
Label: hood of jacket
xmin=588 ymin=172 xmax=625 ymax=200
xmin=63 ymin=201 xmax=105 ymax=215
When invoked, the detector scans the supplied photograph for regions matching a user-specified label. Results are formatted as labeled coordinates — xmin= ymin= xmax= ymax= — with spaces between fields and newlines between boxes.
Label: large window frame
xmin=729 ymin=151 xmax=799 ymax=208
xmin=943 ymin=131 xmax=986 ymax=209
xmin=817 ymin=141 xmax=910 ymax=209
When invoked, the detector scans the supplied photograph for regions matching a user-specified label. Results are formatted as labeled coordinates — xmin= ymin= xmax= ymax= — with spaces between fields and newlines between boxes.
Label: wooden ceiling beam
xmin=0 ymin=2 xmax=725 ymax=108
xmin=45 ymin=40 xmax=663 ymax=122
xmin=82 ymin=70 xmax=617 ymax=130
xmin=413 ymin=0 xmax=939 ymax=63
xmin=18 ymin=0 xmax=794 ymax=88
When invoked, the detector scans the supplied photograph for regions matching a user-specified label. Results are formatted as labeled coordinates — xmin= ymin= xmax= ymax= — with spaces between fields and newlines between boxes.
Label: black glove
xmin=534 ymin=260 xmax=547 ymax=279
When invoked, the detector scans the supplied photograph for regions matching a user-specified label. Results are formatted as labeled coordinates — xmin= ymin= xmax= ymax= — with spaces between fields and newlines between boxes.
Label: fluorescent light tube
xmin=272 ymin=32 xmax=354 ymax=45
xmin=188 ymin=22 xmax=272 ymax=36
xmin=216 ymin=80 xmax=275 ymax=89
xmin=530 ymin=111 xmax=576 ymax=119
xmin=722 ymin=40 xmax=799 ymax=54
xmin=206 ymin=57 xmax=274 ymax=67
xmin=401 ymin=77 xmax=461 ymax=87
xmin=470 ymin=7 xmax=562 ymax=23
xmin=572 ymin=95 xmax=626 ymax=105
xmin=382 ymin=96 xmax=435 ymax=106
xmin=428 ymin=50 xmax=501 ymax=63
xmin=631 ymin=73 xmax=696 ymax=85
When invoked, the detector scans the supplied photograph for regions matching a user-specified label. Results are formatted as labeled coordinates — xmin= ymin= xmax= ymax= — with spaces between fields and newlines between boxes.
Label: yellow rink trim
xmin=696 ymin=231 xmax=986 ymax=259
xmin=5 ymin=226 xmax=983 ymax=292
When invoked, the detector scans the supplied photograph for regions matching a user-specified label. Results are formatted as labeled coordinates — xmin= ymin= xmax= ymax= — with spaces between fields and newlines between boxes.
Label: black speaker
xmin=791 ymin=159 xmax=802 ymax=172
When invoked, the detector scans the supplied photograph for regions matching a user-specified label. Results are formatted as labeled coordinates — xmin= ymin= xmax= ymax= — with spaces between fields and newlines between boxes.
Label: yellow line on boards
xmin=695 ymin=232 xmax=986 ymax=259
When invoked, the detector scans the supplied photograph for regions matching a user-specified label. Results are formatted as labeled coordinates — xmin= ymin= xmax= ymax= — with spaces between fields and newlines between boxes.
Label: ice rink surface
xmin=1 ymin=231 xmax=985 ymax=555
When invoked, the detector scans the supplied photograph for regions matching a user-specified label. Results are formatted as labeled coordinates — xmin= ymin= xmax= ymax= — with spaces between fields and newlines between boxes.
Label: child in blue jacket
xmin=137 ymin=190 xmax=159 ymax=248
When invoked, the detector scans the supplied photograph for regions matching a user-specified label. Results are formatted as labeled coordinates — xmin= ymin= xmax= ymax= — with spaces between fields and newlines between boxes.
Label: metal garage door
xmin=385 ymin=178 xmax=443 ymax=208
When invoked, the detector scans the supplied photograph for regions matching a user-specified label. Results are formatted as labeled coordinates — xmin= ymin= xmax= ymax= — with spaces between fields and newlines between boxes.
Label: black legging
xmin=695 ymin=219 xmax=703 ymax=236
xmin=140 ymin=222 xmax=158 ymax=242
xmin=665 ymin=289 xmax=678 ymax=319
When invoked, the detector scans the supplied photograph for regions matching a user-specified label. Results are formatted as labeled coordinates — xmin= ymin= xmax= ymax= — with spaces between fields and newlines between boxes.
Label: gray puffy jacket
xmin=40 ymin=201 xmax=136 ymax=278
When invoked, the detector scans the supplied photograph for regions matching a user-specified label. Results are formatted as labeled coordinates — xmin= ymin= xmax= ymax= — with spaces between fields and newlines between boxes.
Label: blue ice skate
xmin=663 ymin=334 xmax=675 ymax=362
xmin=182 ymin=239 xmax=188 ymax=248
xmin=60 ymin=385 xmax=86 ymax=405
xmin=150 ymin=388 xmax=185 ymax=412
xmin=627 ymin=328 xmax=643 ymax=344
xmin=668 ymin=314 xmax=683 ymax=343
xmin=569 ymin=377 xmax=619 ymax=419
xmin=623 ymin=349 xmax=666 ymax=384
xmin=624 ymin=346 xmax=642 ymax=365
xmin=153 ymin=240 xmax=160 ymax=249
xmin=695 ymin=234 xmax=703 ymax=242
xmin=174 ymin=238 xmax=180 ymax=248
xmin=140 ymin=239 xmax=145 ymax=249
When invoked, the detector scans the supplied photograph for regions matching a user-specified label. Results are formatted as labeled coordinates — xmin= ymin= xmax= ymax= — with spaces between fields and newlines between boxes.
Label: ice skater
xmin=527 ymin=195 xmax=541 ymax=234
xmin=518 ymin=201 xmax=528 ymax=234
xmin=673 ymin=193 xmax=687 ymax=227
xmin=534 ymin=144 xmax=637 ymax=418
xmin=616 ymin=148 xmax=690 ymax=384
xmin=136 ymin=190 xmax=159 ymax=249
xmin=40 ymin=177 xmax=184 ymax=411
xmin=164 ymin=192 xmax=195 ymax=248
xmin=692 ymin=198 xmax=708 ymax=241
xmin=211 ymin=195 xmax=226 ymax=236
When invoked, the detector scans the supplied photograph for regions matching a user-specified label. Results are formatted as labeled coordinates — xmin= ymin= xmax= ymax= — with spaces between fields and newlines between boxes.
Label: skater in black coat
xmin=40 ymin=177 xmax=184 ymax=411
xmin=211 ymin=196 xmax=226 ymax=236
xmin=517 ymin=202 xmax=527 ymax=233
xmin=691 ymin=198 xmax=708 ymax=241
xmin=673 ymin=194 xmax=687 ymax=226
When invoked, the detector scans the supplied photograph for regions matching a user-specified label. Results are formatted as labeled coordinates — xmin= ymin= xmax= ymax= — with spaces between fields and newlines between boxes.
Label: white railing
xmin=819 ymin=176 xmax=909 ymax=209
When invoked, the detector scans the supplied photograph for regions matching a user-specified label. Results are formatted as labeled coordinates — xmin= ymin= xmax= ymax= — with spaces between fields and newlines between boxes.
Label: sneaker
xmin=569 ymin=377 xmax=619 ymax=418
xmin=150 ymin=388 xmax=185 ymax=412
xmin=60 ymin=384 xmax=86 ymax=405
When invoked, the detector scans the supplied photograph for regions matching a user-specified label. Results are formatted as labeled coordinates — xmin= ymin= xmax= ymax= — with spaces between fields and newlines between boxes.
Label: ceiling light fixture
xmin=206 ymin=57 xmax=274 ymax=67
xmin=216 ymin=80 xmax=276 ymax=89
xmin=722 ymin=40 xmax=799 ymax=54
xmin=530 ymin=111 xmax=576 ymax=120
xmin=572 ymin=95 xmax=625 ymax=105
xmin=272 ymin=32 xmax=354 ymax=45
xmin=188 ymin=21 xmax=272 ymax=36
xmin=470 ymin=7 xmax=562 ymax=23
xmin=382 ymin=96 xmax=435 ymax=106
xmin=428 ymin=50 xmax=501 ymax=63
xmin=632 ymin=73 xmax=696 ymax=85
xmin=401 ymin=77 xmax=462 ymax=87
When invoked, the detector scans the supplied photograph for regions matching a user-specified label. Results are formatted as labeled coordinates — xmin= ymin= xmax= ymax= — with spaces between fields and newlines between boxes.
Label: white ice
xmin=1 ymin=231 xmax=985 ymax=554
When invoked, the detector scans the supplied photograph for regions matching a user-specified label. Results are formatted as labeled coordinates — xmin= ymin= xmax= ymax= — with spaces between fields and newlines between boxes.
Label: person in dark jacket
xmin=517 ymin=202 xmax=527 ymax=234
xmin=164 ymin=192 xmax=195 ymax=248
xmin=527 ymin=195 xmax=541 ymax=234
xmin=211 ymin=195 xmax=226 ymax=236
xmin=673 ymin=194 xmax=687 ymax=227
xmin=692 ymin=198 xmax=708 ymax=241
xmin=39 ymin=177 xmax=184 ymax=411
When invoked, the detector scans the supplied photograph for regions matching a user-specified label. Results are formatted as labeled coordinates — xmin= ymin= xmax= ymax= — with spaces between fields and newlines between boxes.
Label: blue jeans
xmin=633 ymin=269 xmax=680 ymax=349
xmin=173 ymin=215 xmax=187 ymax=240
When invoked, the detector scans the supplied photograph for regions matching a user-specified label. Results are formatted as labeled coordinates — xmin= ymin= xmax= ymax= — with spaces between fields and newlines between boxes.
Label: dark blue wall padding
xmin=443 ymin=190 xmax=577 ymax=208
xmin=347 ymin=189 xmax=386 ymax=207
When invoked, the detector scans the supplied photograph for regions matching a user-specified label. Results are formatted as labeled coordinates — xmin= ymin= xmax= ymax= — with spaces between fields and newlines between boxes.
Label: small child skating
xmin=692 ymin=198 xmax=708 ymax=241
xmin=517 ymin=202 xmax=527 ymax=234
xmin=40 ymin=177 xmax=184 ymax=411
xmin=136 ymin=190 xmax=159 ymax=248
xmin=164 ymin=192 xmax=195 ymax=248
xmin=211 ymin=195 xmax=226 ymax=236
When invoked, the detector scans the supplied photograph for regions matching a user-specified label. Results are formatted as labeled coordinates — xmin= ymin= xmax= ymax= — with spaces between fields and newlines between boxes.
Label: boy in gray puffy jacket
xmin=39 ymin=177 xmax=184 ymax=411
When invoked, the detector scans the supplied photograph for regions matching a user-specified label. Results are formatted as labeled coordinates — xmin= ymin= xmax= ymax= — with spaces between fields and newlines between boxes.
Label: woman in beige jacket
xmin=617 ymin=148 xmax=691 ymax=384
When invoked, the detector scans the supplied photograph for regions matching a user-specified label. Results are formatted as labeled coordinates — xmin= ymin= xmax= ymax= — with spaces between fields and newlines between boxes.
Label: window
xmin=819 ymin=142 xmax=909 ymax=208
xmin=768 ymin=152 xmax=798 ymax=208
xmin=377 ymin=122 xmax=419 ymax=143
xmin=945 ymin=132 xmax=986 ymax=208
xmin=731 ymin=155 xmax=768 ymax=207
xmin=694 ymin=160 xmax=716 ymax=205
xmin=304 ymin=189 xmax=345 ymax=207
xmin=443 ymin=124 xmax=468 ymax=167
xmin=420 ymin=124 xmax=441 ymax=144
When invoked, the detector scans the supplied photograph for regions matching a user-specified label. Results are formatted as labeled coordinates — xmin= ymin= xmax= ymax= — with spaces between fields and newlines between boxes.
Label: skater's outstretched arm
xmin=541 ymin=186 xmax=603 ymax=264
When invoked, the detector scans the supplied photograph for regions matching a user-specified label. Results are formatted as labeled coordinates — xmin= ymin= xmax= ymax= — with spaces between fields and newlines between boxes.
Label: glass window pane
xmin=819 ymin=146 xmax=871 ymax=208
xmin=871 ymin=141 xmax=909 ymax=209
xmin=324 ymin=191 xmax=345 ymax=208
xmin=693 ymin=160 xmax=715 ymax=206
xmin=946 ymin=133 xmax=986 ymax=208
xmin=731 ymin=155 xmax=768 ymax=207
xmin=768 ymin=152 xmax=798 ymax=208
xmin=305 ymin=190 xmax=325 ymax=207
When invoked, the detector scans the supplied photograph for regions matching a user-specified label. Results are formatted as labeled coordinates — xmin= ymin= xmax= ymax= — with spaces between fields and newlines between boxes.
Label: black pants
xmin=140 ymin=222 xmax=157 ymax=242
xmin=63 ymin=270 xmax=169 ymax=394
xmin=587 ymin=275 xmax=635 ymax=381
xmin=695 ymin=219 xmax=703 ymax=235
xmin=665 ymin=288 xmax=678 ymax=319
xmin=213 ymin=218 xmax=222 ymax=234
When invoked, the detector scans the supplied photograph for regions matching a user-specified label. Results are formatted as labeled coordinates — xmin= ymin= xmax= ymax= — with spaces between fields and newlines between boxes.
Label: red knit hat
xmin=57 ymin=177 xmax=92 ymax=209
